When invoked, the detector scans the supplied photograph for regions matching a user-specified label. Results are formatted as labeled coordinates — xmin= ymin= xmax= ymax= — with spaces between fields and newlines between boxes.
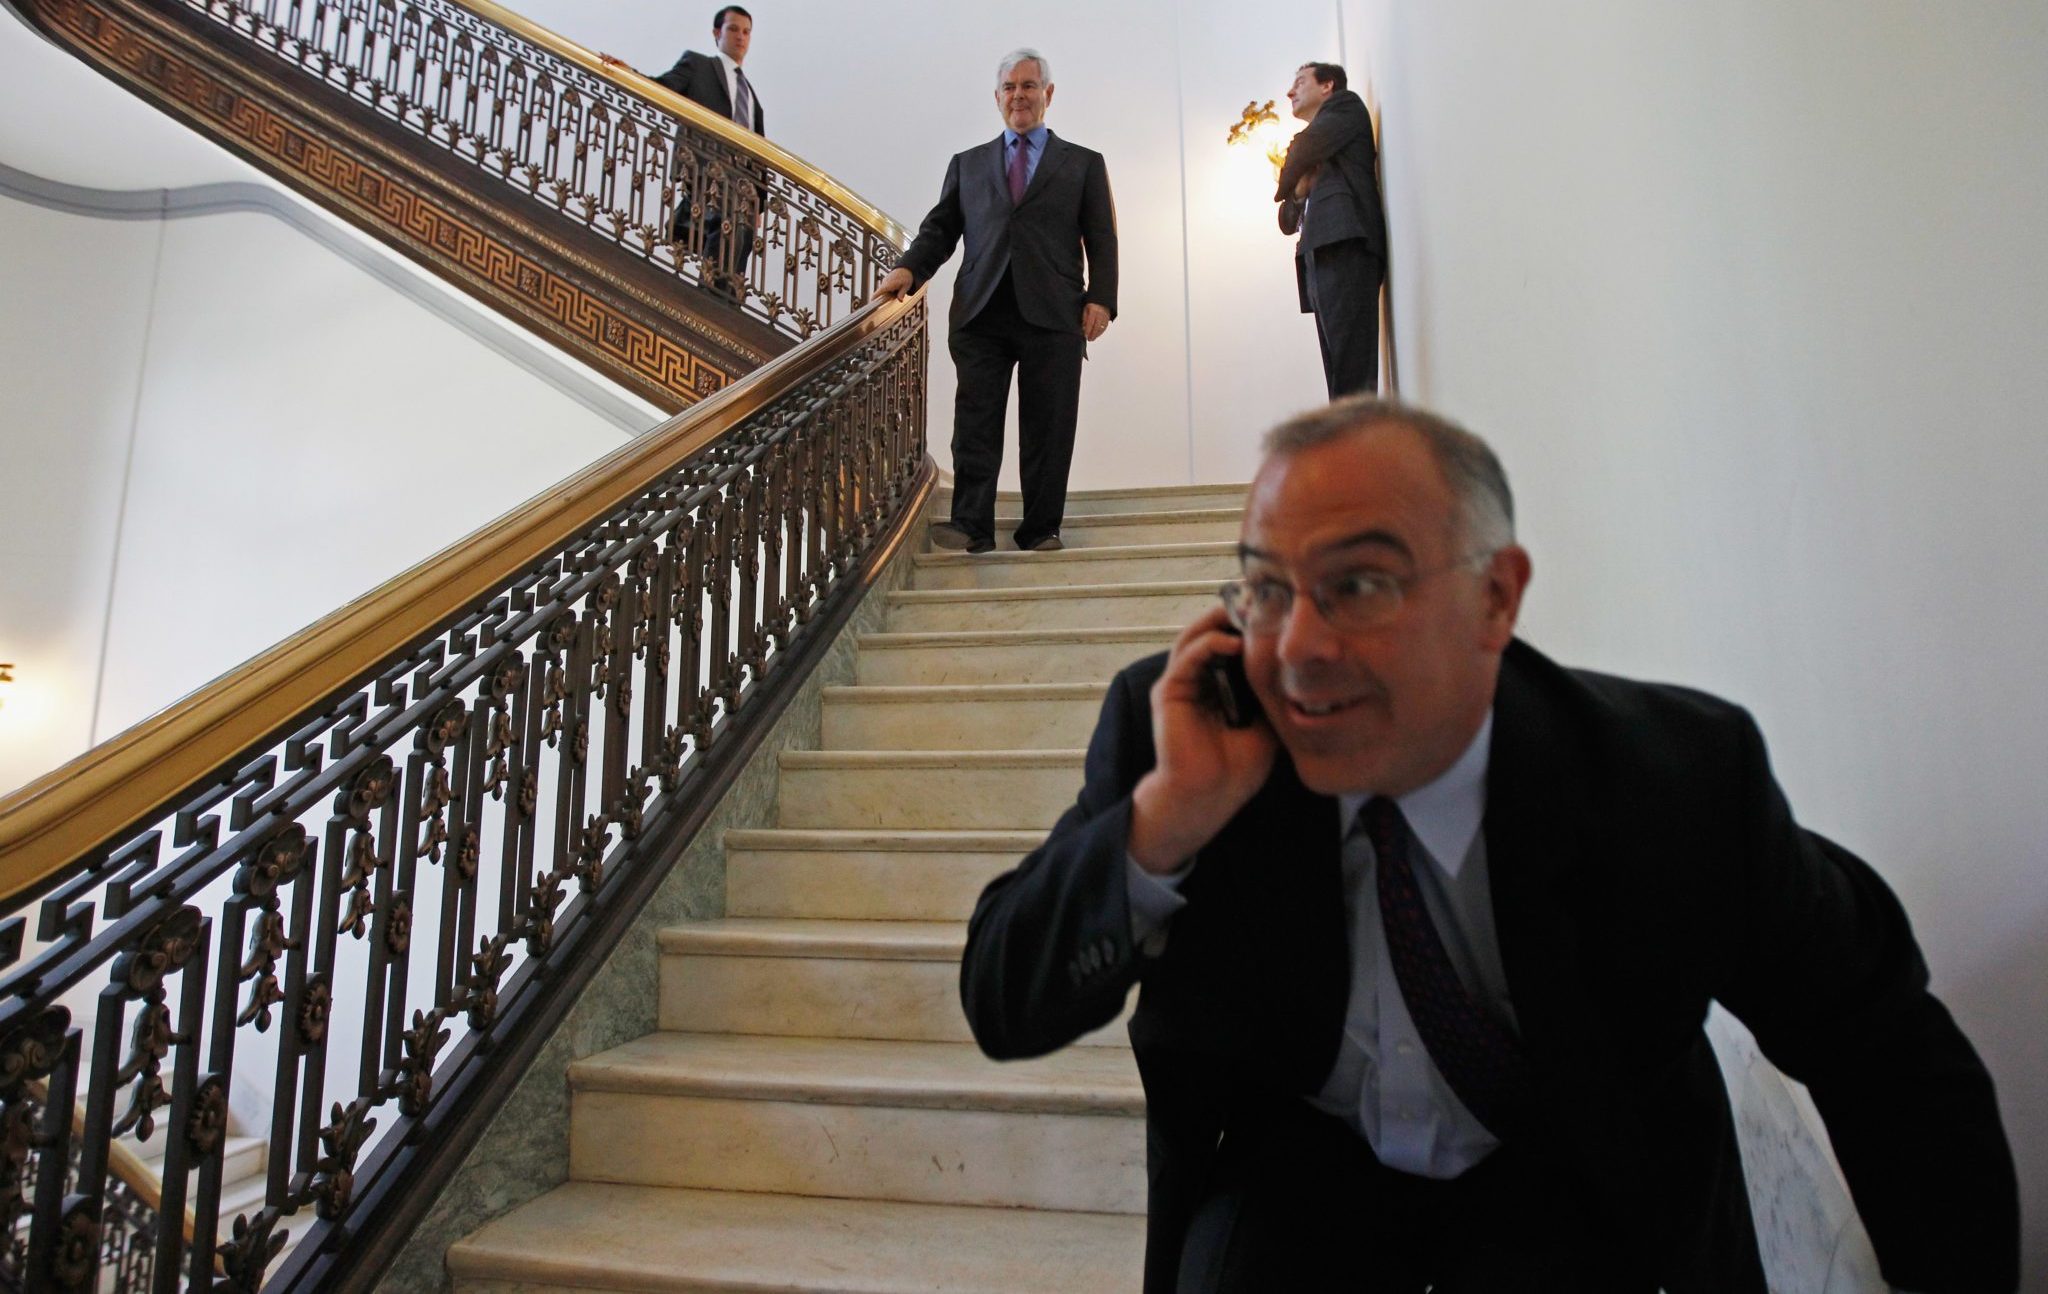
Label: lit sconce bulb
xmin=1225 ymin=99 xmax=1292 ymax=181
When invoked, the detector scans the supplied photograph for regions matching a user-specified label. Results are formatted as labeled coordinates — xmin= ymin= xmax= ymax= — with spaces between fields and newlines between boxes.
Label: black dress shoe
xmin=1021 ymin=534 xmax=1064 ymax=552
xmin=929 ymin=522 xmax=976 ymax=550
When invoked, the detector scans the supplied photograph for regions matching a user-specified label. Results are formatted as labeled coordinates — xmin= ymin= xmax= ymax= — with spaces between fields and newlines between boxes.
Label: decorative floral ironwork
xmin=337 ymin=831 xmax=384 ymax=939
xmin=345 ymin=756 xmax=397 ymax=822
xmin=113 ymin=905 xmax=203 ymax=999
xmin=112 ymin=1001 xmax=174 ymax=1141
xmin=51 ymin=1199 xmax=97 ymax=1291
xmin=298 ymin=974 xmax=332 ymax=1046
xmin=396 ymin=1010 xmax=450 ymax=1117
xmin=237 ymin=910 xmax=293 ymax=1030
xmin=385 ymin=894 xmax=414 ymax=956
xmin=0 ymin=1008 xmax=68 ymax=1093
xmin=187 ymin=1075 xmax=228 ymax=1158
xmin=216 ymin=1208 xmax=288 ymax=1292
xmin=466 ymin=936 xmax=511 ymax=1031
xmin=312 ymin=1099 xmax=375 ymax=1220
xmin=235 ymin=824 xmax=309 ymax=902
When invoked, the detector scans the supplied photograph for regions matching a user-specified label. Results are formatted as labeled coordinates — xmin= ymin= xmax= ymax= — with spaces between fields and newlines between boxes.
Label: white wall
xmin=1344 ymin=0 xmax=2048 ymax=1284
xmin=0 ymin=192 xmax=642 ymax=794
xmin=0 ymin=201 xmax=159 ymax=794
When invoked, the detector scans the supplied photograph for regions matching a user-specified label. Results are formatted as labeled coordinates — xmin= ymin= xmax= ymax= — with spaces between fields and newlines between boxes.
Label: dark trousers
xmin=946 ymin=273 xmax=1085 ymax=549
xmin=1178 ymin=1104 xmax=1653 ymax=1293
xmin=671 ymin=199 xmax=755 ymax=293
xmin=1304 ymin=237 xmax=1383 ymax=399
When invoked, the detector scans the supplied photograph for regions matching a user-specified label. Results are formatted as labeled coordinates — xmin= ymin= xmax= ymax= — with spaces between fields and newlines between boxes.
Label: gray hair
xmin=996 ymin=48 xmax=1051 ymax=85
xmin=1261 ymin=396 xmax=1516 ymax=555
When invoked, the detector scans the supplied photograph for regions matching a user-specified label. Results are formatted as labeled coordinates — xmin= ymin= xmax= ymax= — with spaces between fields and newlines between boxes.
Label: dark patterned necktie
xmin=1360 ymin=796 xmax=1531 ymax=1136
xmin=1007 ymin=136 xmax=1030 ymax=205
xmin=731 ymin=67 xmax=754 ymax=129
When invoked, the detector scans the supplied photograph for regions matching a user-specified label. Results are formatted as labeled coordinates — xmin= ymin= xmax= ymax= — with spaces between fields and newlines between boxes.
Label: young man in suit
xmin=652 ymin=6 xmax=763 ymax=294
xmin=1276 ymin=62 xmax=1387 ymax=399
xmin=960 ymin=396 xmax=2018 ymax=1292
xmin=875 ymin=49 xmax=1118 ymax=555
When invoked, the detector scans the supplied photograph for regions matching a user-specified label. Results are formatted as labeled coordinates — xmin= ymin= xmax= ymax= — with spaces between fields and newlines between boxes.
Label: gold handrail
xmin=448 ymin=0 xmax=910 ymax=252
xmin=0 ymin=290 xmax=924 ymax=900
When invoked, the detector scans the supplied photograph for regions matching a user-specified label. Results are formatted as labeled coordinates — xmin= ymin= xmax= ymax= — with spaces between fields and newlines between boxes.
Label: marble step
xmin=777 ymin=750 xmax=1082 ymax=831
xmin=882 ymin=580 xmax=1220 ymax=633
xmin=659 ymin=919 xmax=1126 ymax=1048
xmin=822 ymin=683 xmax=1105 ymax=751
xmin=936 ymin=482 xmax=1247 ymax=516
xmin=853 ymin=627 xmax=1175 ymax=687
xmin=660 ymin=919 xmax=965 ymax=1044
xmin=724 ymin=828 xmax=1039 ymax=921
xmin=925 ymin=507 xmax=1243 ymax=554
xmin=123 ymin=1133 xmax=277 ymax=1251
xmin=910 ymin=541 xmax=1238 ymax=591
xmin=1047 ymin=506 xmax=1243 ymax=549
xmin=447 ymin=1182 xmax=1147 ymax=1293
xmin=567 ymin=1034 xmax=1146 ymax=1213
xmin=123 ymin=1131 xmax=265 ymax=1189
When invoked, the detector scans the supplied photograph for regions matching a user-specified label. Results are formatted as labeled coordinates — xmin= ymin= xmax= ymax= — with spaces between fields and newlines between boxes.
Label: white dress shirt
xmin=715 ymin=51 xmax=757 ymax=130
xmin=1127 ymin=715 xmax=1516 ymax=1179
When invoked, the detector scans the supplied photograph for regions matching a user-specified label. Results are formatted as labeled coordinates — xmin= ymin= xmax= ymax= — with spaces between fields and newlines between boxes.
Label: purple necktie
xmin=1007 ymin=136 xmax=1030 ymax=206
xmin=1361 ymin=796 xmax=1531 ymax=1136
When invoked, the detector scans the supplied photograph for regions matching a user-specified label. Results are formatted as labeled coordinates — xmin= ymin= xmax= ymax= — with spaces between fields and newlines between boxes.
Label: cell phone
xmin=1200 ymin=633 xmax=1261 ymax=729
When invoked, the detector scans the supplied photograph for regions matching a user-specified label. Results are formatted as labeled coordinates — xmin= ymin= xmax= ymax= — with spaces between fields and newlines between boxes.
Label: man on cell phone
xmin=958 ymin=396 xmax=2017 ymax=1292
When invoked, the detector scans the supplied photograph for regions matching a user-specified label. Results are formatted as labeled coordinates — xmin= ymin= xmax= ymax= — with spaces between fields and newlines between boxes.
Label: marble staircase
xmin=447 ymin=485 xmax=1242 ymax=1292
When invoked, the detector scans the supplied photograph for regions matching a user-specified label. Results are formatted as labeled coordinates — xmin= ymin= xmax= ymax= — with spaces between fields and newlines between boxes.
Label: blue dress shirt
xmin=1003 ymin=125 xmax=1048 ymax=191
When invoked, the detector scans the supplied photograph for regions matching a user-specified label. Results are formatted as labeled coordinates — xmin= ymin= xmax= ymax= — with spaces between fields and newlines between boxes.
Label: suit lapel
xmin=1019 ymin=132 xmax=1072 ymax=207
xmin=1483 ymin=641 xmax=1594 ymax=1070
xmin=1215 ymin=756 xmax=1347 ymax=1092
xmin=703 ymin=54 xmax=733 ymax=116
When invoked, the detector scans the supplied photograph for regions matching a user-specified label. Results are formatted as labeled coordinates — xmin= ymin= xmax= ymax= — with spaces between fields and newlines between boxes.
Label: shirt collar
xmin=1338 ymin=711 xmax=1493 ymax=878
xmin=1003 ymin=125 xmax=1049 ymax=151
xmin=716 ymin=50 xmax=744 ymax=83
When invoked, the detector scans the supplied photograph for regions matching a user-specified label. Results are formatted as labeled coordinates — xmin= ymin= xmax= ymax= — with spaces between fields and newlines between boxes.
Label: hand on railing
xmin=874 ymin=266 xmax=915 ymax=302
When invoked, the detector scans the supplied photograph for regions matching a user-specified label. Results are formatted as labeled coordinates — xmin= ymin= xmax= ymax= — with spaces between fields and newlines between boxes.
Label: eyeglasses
xmin=1218 ymin=554 xmax=1492 ymax=636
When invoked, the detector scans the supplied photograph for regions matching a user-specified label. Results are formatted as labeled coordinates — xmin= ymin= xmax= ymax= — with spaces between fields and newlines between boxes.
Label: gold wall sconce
xmin=0 ymin=663 xmax=13 ymax=713
xmin=1226 ymin=99 xmax=1289 ymax=180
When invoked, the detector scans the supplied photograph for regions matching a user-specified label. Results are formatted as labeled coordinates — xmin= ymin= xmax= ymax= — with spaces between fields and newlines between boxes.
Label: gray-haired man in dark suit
xmin=1277 ymin=61 xmax=1387 ymax=399
xmin=876 ymin=48 xmax=1119 ymax=555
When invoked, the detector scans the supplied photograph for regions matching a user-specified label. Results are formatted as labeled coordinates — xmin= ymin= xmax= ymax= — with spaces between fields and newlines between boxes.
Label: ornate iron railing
xmin=9 ymin=0 xmax=907 ymax=407
xmin=3 ymin=1084 xmax=185 ymax=1293
xmin=176 ymin=0 xmax=899 ymax=338
xmin=0 ymin=293 xmax=931 ymax=1292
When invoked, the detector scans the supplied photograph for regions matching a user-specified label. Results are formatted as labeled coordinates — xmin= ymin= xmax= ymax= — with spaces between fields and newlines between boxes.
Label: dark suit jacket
xmin=653 ymin=49 xmax=765 ymax=134
xmin=895 ymin=132 xmax=1118 ymax=337
xmin=1276 ymin=89 xmax=1387 ymax=313
xmin=960 ymin=640 xmax=2018 ymax=1294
